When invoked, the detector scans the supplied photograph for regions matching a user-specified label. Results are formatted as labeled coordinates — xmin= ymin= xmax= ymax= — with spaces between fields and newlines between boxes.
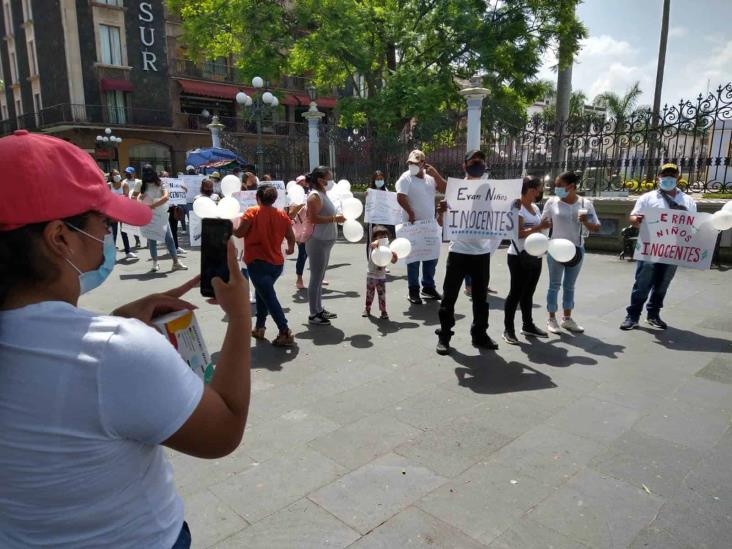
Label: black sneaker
xmin=408 ymin=289 xmax=423 ymax=305
xmin=472 ymin=335 xmax=499 ymax=350
xmin=502 ymin=331 xmax=519 ymax=345
xmin=619 ymin=316 xmax=639 ymax=330
xmin=420 ymin=287 xmax=442 ymax=300
xmin=321 ymin=309 xmax=338 ymax=319
xmin=309 ymin=313 xmax=331 ymax=326
xmin=647 ymin=315 xmax=667 ymax=329
xmin=521 ymin=324 xmax=549 ymax=338
xmin=436 ymin=339 xmax=451 ymax=355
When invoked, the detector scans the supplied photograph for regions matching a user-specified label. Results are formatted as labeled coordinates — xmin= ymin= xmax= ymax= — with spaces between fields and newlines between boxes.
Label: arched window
xmin=128 ymin=143 xmax=171 ymax=174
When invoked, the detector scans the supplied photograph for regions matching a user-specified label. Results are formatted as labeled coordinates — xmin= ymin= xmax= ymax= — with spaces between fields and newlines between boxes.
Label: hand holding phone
xmin=201 ymin=218 xmax=233 ymax=298
xmin=210 ymin=239 xmax=249 ymax=318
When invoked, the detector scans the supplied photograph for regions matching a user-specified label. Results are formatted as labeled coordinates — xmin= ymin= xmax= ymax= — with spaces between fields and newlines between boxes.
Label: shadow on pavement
xmin=294 ymin=325 xmax=374 ymax=349
xmin=518 ymin=338 xmax=598 ymax=368
xmin=119 ymin=272 xmax=169 ymax=281
xmin=366 ymin=316 xmax=420 ymax=336
xmin=212 ymin=341 xmax=301 ymax=372
xmin=645 ymin=326 xmax=732 ymax=354
xmin=322 ymin=289 xmax=360 ymax=300
xmin=325 ymin=262 xmax=351 ymax=271
xmin=452 ymin=353 xmax=557 ymax=395
xmin=401 ymin=301 xmax=464 ymax=327
xmin=560 ymin=333 xmax=626 ymax=359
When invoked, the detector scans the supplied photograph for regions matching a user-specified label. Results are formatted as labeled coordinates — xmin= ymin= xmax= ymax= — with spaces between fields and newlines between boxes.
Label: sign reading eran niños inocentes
xmin=443 ymin=178 xmax=522 ymax=241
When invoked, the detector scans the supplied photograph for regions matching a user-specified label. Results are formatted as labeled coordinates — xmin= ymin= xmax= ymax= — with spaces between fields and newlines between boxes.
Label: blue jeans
xmin=247 ymin=260 xmax=287 ymax=331
xmin=626 ymin=260 xmax=677 ymax=320
xmin=148 ymin=224 xmax=178 ymax=261
xmin=407 ymin=259 xmax=438 ymax=291
xmin=546 ymin=251 xmax=584 ymax=313
xmin=171 ymin=521 xmax=191 ymax=549
xmin=296 ymin=242 xmax=307 ymax=276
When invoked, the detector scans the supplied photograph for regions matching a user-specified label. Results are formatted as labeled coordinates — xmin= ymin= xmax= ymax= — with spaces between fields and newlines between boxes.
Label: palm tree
xmin=593 ymin=81 xmax=643 ymax=120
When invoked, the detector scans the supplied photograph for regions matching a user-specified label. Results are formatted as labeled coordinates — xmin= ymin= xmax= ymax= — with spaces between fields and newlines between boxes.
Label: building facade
xmin=0 ymin=0 xmax=336 ymax=174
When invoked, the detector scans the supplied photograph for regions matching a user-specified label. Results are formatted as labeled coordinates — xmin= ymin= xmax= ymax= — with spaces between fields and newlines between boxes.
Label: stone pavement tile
xmin=243 ymin=409 xmax=341 ymax=462
xmin=169 ymin=446 xmax=256 ymax=497
xmin=545 ymin=395 xmax=641 ymax=442
xmin=683 ymin=428 xmax=732 ymax=491
xmin=388 ymin=384 xmax=486 ymax=431
xmin=589 ymin=430 xmax=703 ymax=499
xmin=633 ymin=398 xmax=731 ymax=451
xmin=589 ymin=371 xmax=685 ymax=412
xmin=473 ymin=393 xmax=558 ymax=439
xmin=348 ymin=506 xmax=486 ymax=549
xmin=308 ymin=413 xmax=421 ymax=470
xmin=416 ymin=461 xmax=554 ymax=545
xmin=182 ymin=489 xmax=249 ymax=549
xmin=209 ymin=447 xmax=345 ymax=524
xmin=488 ymin=425 xmax=605 ymax=488
xmin=487 ymin=517 xmax=591 ymax=549
xmin=628 ymin=526 xmax=695 ymax=549
xmin=309 ymin=453 xmax=446 ymax=535
xmin=394 ymin=414 xmax=513 ymax=478
xmin=530 ymin=469 xmax=665 ymax=549
xmin=652 ymin=480 xmax=732 ymax=549
xmin=212 ymin=498 xmax=359 ymax=549
xmin=695 ymin=311 xmax=732 ymax=335
xmin=695 ymin=354 xmax=732 ymax=385
xmin=669 ymin=376 xmax=732 ymax=413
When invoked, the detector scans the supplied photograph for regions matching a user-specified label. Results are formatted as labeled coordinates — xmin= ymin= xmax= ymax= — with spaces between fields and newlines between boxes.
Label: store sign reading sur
xmin=139 ymin=2 xmax=157 ymax=71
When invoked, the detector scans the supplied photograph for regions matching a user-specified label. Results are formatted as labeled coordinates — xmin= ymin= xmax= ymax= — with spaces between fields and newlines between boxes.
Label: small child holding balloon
xmin=363 ymin=225 xmax=397 ymax=320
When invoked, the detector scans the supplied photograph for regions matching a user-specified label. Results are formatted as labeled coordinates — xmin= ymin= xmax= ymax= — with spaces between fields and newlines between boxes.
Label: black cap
xmin=464 ymin=149 xmax=486 ymax=162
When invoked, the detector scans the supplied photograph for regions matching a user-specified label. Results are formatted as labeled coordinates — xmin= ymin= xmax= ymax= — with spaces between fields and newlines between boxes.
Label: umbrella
xmin=185 ymin=147 xmax=246 ymax=169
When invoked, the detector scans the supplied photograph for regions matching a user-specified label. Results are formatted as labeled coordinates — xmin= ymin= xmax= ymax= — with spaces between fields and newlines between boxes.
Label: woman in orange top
xmin=234 ymin=185 xmax=296 ymax=346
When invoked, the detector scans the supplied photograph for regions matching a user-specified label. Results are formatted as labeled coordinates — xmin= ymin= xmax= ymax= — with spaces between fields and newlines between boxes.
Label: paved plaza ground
xmin=80 ymin=238 xmax=732 ymax=549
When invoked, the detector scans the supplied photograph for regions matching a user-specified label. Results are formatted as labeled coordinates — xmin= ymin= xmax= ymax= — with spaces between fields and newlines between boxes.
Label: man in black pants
xmin=436 ymin=150 xmax=500 ymax=355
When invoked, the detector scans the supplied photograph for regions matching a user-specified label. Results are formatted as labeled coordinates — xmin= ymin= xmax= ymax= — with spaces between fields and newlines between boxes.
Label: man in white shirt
xmin=125 ymin=166 xmax=142 ymax=248
xmin=620 ymin=163 xmax=697 ymax=330
xmin=396 ymin=149 xmax=447 ymax=304
xmin=435 ymin=150 xmax=500 ymax=355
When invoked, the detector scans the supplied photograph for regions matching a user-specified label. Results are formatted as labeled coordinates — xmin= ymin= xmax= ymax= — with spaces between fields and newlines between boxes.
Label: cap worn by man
xmin=210 ymin=171 xmax=221 ymax=180
xmin=185 ymin=165 xmax=195 ymax=172
xmin=0 ymin=130 xmax=152 ymax=231
xmin=407 ymin=150 xmax=426 ymax=164
xmin=660 ymin=162 xmax=679 ymax=174
xmin=465 ymin=149 xmax=486 ymax=162
xmin=125 ymin=166 xmax=136 ymax=175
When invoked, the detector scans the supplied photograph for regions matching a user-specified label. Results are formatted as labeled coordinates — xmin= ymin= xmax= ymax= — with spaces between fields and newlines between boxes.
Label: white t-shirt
xmin=541 ymin=196 xmax=600 ymax=246
xmin=508 ymin=203 xmax=542 ymax=255
xmin=630 ymin=189 xmax=697 ymax=215
xmin=127 ymin=177 xmax=142 ymax=196
xmin=0 ymin=301 xmax=203 ymax=548
xmin=395 ymin=170 xmax=437 ymax=222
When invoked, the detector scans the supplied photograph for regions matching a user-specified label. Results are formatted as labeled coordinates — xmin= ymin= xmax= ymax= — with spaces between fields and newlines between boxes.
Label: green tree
xmin=593 ymin=81 xmax=643 ymax=120
xmin=168 ymin=0 xmax=587 ymax=136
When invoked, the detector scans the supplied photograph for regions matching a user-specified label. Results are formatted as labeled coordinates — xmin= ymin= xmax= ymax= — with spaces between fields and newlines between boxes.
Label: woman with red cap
xmin=0 ymin=131 xmax=252 ymax=548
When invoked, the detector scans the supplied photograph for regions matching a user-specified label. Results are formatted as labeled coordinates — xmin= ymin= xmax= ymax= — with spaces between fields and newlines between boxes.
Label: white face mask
xmin=112 ymin=175 xmax=121 ymax=183
xmin=408 ymin=164 xmax=421 ymax=176
xmin=325 ymin=179 xmax=335 ymax=191
xmin=374 ymin=179 xmax=385 ymax=188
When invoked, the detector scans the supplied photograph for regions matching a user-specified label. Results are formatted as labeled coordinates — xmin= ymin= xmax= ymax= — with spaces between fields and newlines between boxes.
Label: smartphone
xmin=200 ymin=218 xmax=233 ymax=298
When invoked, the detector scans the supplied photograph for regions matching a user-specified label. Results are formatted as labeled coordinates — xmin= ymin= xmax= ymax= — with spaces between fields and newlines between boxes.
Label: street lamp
xmin=96 ymin=127 xmax=122 ymax=171
xmin=236 ymin=76 xmax=279 ymax=174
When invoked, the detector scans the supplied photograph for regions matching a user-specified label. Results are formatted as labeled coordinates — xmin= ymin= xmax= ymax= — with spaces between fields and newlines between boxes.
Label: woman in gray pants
xmin=305 ymin=166 xmax=345 ymax=325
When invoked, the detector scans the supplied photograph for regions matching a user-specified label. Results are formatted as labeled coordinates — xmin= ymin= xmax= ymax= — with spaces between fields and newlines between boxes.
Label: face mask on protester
xmin=659 ymin=176 xmax=677 ymax=192
xmin=555 ymin=186 xmax=569 ymax=199
xmin=466 ymin=162 xmax=486 ymax=178
xmin=325 ymin=179 xmax=335 ymax=191
xmin=374 ymin=179 xmax=385 ymax=188
xmin=63 ymin=225 xmax=116 ymax=294
xmin=408 ymin=164 xmax=421 ymax=176
xmin=112 ymin=175 xmax=121 ymax=183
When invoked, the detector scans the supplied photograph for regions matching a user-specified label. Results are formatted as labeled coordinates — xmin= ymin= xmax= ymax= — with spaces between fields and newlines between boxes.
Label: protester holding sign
xmin=0 ymin=131 xmax=252 ymax=548
xmin=107 ymin=169 xmax=136 ymax=260
xmin=541 ymin=171 xmax=600 ymax=334
xmin=139 ymin=165 xmax=188 ymax=273
xmin=365 ymin=171 xmax=397 ymax=258
xmin=289 ymin=174 xmax=310 ymax=290
xmin=435 ymin=150 xmax=503 ymax=355
xmin=620 ymin=163 xmax=697 ymax=330
xmin=503 ymin=176 xmax=552 ymax=344
xmin=396 ymin=149 xmax=447 ymax=304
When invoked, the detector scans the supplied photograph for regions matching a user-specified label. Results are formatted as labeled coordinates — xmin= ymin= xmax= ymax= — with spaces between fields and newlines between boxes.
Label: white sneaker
xmin=176 ymin=247 xmax=186 ymax=255
xmin=561 ymin=317 xmax=584 ymax=333
xmin=150 ymin=261 xmax=160 ymax=272
xmin=547 ymin=317 xmax=561 ymax=334
xmin=172 ymin=261 xmax=188 ymax=271
xmin=125 ymin=252 xmax=138 ymax=260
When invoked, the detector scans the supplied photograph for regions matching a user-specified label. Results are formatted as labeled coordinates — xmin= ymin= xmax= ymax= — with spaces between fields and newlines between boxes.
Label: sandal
xmin=251 ymin=327 xmax=266 ymax=340
xmin=272 ymin=329 xmax=295 ymax=347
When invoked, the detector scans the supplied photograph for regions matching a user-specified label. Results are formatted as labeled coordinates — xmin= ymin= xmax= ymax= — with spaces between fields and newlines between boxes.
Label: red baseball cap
xmin=0 ymin=130 xmax=152 ymax=230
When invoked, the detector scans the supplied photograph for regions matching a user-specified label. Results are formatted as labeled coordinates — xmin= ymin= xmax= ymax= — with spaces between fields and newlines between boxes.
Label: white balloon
xmin=341 ymin=197 xmax=364 ymax=220
xmin=216 ymin=196 xmax=241 ymax=219
xmin=286 ymin=181 xmax=297 ymax=193
xmin=524 ymin=232 xmax=549 ymax=257
xmin=342 ymin=219 xmax=364 ymax=242
xmin=548 ymin=238 xmax=577 ymax=263
xmin=389 ymin=237 xmax=412 ymax=259
xmin=340 ymin=191 xmax=354 ymax=200
xmin=336 ymin=179 xmax=351 ymax=193
xmin=722 ymin=201 xmax=732 ymax=213
xmin=371 ymin=245 xmax=392 ymax=267
xmin=709 ymin=210 xmax=732 ymax=231
xmin=220 ymin=175 xmax=241 ymax=197
xmin=287 ymin=185 xmax=306 ymax=205
xmin=192 ymin=196 xmax=218 ymax=219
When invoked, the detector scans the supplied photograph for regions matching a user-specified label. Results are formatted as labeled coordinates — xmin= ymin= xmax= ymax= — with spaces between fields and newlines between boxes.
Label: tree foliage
xmin=167 ymin=0 xmax=587 ymax=136
xmin=593 ymin=81 xmax=644 ymax=120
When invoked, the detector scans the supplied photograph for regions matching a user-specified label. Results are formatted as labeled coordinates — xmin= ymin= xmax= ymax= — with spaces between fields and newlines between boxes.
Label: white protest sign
xmin=634 ymin=208 xmax=717 ymax=270
xmin=232 ymin=190 xmax=257 ymax=213
xmin=396 ymin=219 xmax=442 ymax=264
xmin=443 ymin=177 xmax=521 ymax=241
xmin=164 ymin=178 xmax=188 ymax=206
xmin=181 ymin=175 xmax=204 ymax=203
xmin=140 ymin=204 xmax=168 ymax=242
xmin=365 ymin=189 xmax=402 ymax=225
xmin=120 ymin=223 xmax=141 ymax=240
xmin=188 ymin=212 xmax=202 ymax=247
xmin=268 ymin=181 xmax=288 ymax=209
